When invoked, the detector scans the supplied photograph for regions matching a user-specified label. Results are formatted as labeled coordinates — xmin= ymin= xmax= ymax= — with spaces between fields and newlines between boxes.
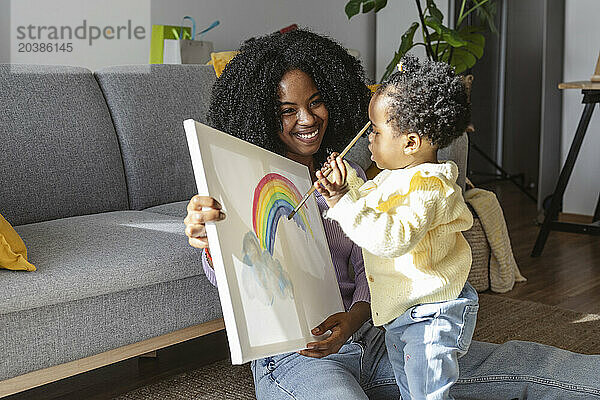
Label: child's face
xmin=367 ymin=93 xmax=414 ymax=170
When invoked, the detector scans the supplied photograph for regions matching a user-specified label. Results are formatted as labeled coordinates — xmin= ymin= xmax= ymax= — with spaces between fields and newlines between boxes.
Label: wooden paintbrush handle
xmin=288 ymin=121 xmax=371 ymax=220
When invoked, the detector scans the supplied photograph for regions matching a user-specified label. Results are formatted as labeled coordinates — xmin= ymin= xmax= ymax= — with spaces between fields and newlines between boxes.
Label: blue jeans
xmin=252 ymin=320 xmax=398 ymax=400
xmin=383 ymin=282 xmax=479 ymax=400
xmin=252 ymin=317 xmax=600 ymax=399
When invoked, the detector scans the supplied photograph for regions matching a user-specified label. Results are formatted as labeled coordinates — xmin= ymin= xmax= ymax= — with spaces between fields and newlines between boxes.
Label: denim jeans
xmin=252 ymin=320 xmax=398 ymax=400
xmin=383 ymin=282 xmax=479 ymax=400
xmin=252 ymin=314 xmax=600 ymax=399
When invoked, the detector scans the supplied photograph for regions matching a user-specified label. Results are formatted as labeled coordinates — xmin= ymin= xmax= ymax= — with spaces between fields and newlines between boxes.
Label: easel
xmin=531 ymin=52 xmax=600 ymax=257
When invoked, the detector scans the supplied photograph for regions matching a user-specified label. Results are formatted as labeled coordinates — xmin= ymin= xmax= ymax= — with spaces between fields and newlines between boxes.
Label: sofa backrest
xmin=439 ymin=132 xmax=468 ymax=192
xmin=94 ymin=64 xmax=215 ymax=210
xmin=0 ymin=64 xmax=129 ymax=226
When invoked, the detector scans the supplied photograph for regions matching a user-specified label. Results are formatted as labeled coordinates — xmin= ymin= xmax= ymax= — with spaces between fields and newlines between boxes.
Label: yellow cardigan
xmin=327 ymin=161 xmax=473 ymax=325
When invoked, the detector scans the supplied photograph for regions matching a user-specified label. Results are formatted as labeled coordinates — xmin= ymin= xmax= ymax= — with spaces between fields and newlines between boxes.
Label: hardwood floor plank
xmin=481 ymin=181 xmax=600 ymax=314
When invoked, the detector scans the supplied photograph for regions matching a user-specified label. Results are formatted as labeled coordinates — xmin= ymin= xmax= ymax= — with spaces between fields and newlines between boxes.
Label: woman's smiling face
xmin=277 ymin=69 xmax=329 ymax=160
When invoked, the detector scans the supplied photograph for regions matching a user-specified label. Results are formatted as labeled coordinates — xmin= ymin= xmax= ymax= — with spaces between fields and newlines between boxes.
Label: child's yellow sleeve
xmin=327 ymin=174 xmax=442 ymax=258
xmin=344 ymin=160 xmax=365 ymax=191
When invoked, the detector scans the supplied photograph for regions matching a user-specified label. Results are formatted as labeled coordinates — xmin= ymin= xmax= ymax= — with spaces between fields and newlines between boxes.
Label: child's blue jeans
xmin=384 ymin=281 xmax=479 ymax=400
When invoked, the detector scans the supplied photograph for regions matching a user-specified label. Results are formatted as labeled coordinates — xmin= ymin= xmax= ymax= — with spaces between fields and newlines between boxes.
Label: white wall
xmin=562 ymin=0 xmax=600 ymax=215
xmin=0 ymin=0 xmax=375 ymax=79
xmin=150 ymin=0 xmax=375 ymax=79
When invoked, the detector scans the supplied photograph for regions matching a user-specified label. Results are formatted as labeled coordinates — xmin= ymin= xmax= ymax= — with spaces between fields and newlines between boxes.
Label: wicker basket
xmin=463 ymin=206 xmax=491 ymax=292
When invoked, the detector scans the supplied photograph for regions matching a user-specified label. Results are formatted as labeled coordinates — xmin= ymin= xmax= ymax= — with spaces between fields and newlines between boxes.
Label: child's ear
xmin=404 ymin=132 xmax=421 ymax=154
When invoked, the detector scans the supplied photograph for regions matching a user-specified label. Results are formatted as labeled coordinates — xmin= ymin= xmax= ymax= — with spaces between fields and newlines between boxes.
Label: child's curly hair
xmin=207 ymin=29 xmax=371 ymax=164
xmin=375 ymin=55 xmax=470 ymax=149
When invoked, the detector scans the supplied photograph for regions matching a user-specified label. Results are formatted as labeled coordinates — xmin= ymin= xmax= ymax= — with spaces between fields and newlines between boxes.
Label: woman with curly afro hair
xmin=207 ymin=28 xmax=372 ymax=170
xmin=185 ymin=30 xmax=600 ymax=400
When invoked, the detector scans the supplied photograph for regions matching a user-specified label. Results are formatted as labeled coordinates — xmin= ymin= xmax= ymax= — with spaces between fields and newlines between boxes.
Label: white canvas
xmin=184 ymin=119 xmax=344 ymax=364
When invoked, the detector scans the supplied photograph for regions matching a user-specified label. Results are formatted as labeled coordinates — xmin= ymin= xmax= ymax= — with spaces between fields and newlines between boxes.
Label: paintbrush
xmin=287 ymin=120 xmax=372 ymax=220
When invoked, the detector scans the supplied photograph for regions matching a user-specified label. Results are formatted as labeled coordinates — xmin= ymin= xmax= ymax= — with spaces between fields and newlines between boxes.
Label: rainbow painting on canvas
xmin=252 ymin=173 xmax=313 ymax=255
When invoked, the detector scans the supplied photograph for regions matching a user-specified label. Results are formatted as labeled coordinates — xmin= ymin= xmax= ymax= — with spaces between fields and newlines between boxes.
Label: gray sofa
xmin=0 ymin=63 xmax=467 ymax=397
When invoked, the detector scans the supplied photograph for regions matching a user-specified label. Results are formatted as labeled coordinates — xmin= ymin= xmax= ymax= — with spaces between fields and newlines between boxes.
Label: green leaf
xmin=428 ymin=31 xmax=440 ymax=41
xmin=346 ymin=0 xmax=388 ymax=18
xmin=466 ymin=32 xmax=485 ymax=47
xmin=362 ymin=0 xmax=375 ymax=13
xmin=424 ymin=19 xmax=469 ymax=53
xmin=424 ymin=16 xmax=443 ymax=34
xmin=442 ymin=47 xmax=477 ymax=74
xmin=345 ymin=0 xmax=361 ymax=19
xmin=475 ymin=0 xmax=498 ymax=33
xmin=399 ymin=22 xmax=420 ymax=54
xmin=425 ymin=20 xmax=468 ymax=48
xmin=465 ymin=35 xmax=485 ymax=57
xmin=435 ymin=32 xmax=485 ymax=63
xmin=427 ymin=1 xmax=444 ymax=22
xmin=456 ymin=28 xmax=485 ymax=58
xmin=463 ymin=41 xmax=484 ymax=58
xmin=442 ymin=29 xmax=468 ymax=47
xmin=374 ymin=0 xmax=388 ymax=12
xmin=458 ymin=25 xmax=486 ymax=34
xmin=434 ymin=42 xmax=452 ymax=60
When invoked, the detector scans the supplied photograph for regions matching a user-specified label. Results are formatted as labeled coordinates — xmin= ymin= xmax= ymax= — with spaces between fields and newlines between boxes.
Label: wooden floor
xmin=479 ymin=180 xmax=600 ymax=315
xmin=5 ymin=180 xmax=600 ymax=400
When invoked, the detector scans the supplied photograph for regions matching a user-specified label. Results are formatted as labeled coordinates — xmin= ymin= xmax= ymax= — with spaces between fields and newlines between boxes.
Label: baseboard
xmin=0 ymin=318 xmax=225 ymax=398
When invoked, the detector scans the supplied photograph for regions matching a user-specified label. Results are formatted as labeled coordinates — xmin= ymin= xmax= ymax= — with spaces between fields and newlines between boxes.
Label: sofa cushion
xmin=439 ymin=132 xmax=468 ymax=192
xmin=94 ymin=65 xmax=216 ymax=211
xmin=0 ymin=211 xmax=206 ymax=314
xmin=144 ymin=200 xmax=189 ymax=218
xmin=0 ymin=64 xmax=129 ymax=226
xmin=0 ymin=274 xmax=222 ymax=381
xmin=345 ymin=135 xmax=372 ymax=172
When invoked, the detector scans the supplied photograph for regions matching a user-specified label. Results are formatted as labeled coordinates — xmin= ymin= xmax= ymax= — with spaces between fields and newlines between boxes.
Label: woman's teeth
xmin=296 ymin=130 xmax=318 ymax=139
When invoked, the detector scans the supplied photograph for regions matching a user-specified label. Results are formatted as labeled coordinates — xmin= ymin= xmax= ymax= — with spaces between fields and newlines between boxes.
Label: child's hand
xmin=314 ymin=153 xmax=349 ymax=208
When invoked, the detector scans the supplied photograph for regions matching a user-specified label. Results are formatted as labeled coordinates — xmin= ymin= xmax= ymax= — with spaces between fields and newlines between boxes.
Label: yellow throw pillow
xmin=208 ymin=51 xmax=240 ymax=77
xmin=0 ymin=214 xmax=36 ymax=271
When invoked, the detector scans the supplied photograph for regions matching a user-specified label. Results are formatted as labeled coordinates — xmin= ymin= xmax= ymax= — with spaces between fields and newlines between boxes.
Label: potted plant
xmin=345 ymin=0 xmax=497 ymax=81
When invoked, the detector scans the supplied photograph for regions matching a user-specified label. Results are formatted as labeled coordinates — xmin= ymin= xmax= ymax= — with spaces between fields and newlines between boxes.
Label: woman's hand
xmin=314 ymin=153 xmax=349 ymax=208
xmin=184 ymin=195 xmax=226 ymax=258
xmin=298 ymin=302 xmax=370 ymax=358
